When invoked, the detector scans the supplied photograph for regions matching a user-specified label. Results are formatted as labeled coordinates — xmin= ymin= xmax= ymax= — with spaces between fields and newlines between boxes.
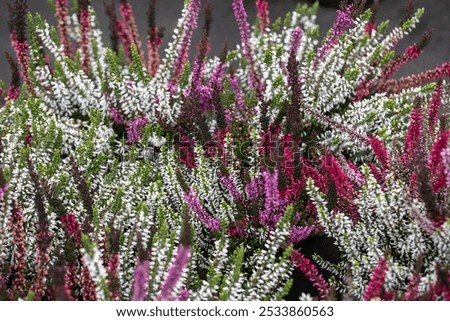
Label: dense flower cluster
xmin=0 ymin=0 xmax=449 ymax=301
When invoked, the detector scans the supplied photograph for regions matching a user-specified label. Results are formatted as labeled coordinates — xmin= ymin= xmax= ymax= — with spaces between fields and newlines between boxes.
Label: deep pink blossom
xmin=259 ymin=169 xmax=285 ymax=228
xmin=132 ymin=260 xmax=150 ymax=301
xmin=158 ymin=245 xmax=191 ymax=301
xmin=368 ymin=136 xmax=389 ymax=171
xmin=9 ymin=202 xmax=27 ymax=299
xmin=428 ymin=82 xmax=443 ymax=133
xmin=363 ymin=257 xmax=388 ymax=301
xmin=428 ymin=130 xmax=450 ymax=192
xmin=316 ymin=5 xmax=353 ymax=63
xmin=61 ymin=213 xmax=82 ymax=246
xmin=119 ymin=0 xmax=144 ymax=61
xmin=442 ymin=147 xmax=450 ymax=187
xmin=184 ymin=187 xmax=221 ymax=232
xmin=55 ymin=0 xmax=72 ymax=57
xmin=126 ymin=116 xmax=149 ymax=144
xmin=256 ymin=0 xmax=270 ymax=34
xmin=79 ymin=8 xmax=91 ymax=74
xmin=172 ymin=0 xmax=202 ymax=83
xmin=291 ymin=249 xmax=330 ymax=299
xmin=289 ymin=225 xmax=314 ymax=244
xmin=232 ymin=0 xmax=261 ymax=92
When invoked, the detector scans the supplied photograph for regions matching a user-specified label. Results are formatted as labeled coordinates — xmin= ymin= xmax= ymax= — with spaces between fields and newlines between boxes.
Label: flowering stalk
xmin=428 ymin=81 xmax=444 ymax=133
xmin=290 ymin=249 xmax=330 ymax=299
xmin=132 ymin=260 xmax=150 ymax=301
xmin=8 ymin=202 xmax=27 ymax=300
xmin=78 ymin=0 xmax=92 ymax=74
xmin=55 ymin=0 xmax=72 ymax=58
xmin=255 ymin=0 xmax=270 ymax=34
xmin=171 ymin=0 xmax=202 ymax=83
xmin=157 ymin=245 xmax=191 ymax=301
xmin=119 ymin=0 xmax=144 ymax=62
xmin=232 ymin=0 xmax=261 ymax=94
xmin=363 ymin=257 xmax=389 ymax=301
xmin=8 ymin=0 xmax=33 ymax=93
xmin=315 ymin=5 xmax=353 ymax=64
xmin=147 ymin=0 xmax=164 ymax=76
xmin=184 ymin=187 xmax=221 ymax=232
xmin=126 ymin=116 xmax=149 ymax=144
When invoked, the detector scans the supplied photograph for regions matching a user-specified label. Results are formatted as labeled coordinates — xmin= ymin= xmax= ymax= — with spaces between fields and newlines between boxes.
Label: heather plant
xmin=0 ymin=0 xmax=449 ymax=301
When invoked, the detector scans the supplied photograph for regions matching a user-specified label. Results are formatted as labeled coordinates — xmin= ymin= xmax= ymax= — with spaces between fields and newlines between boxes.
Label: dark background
xmin=0 ymin=0 xmax=449 ymax=84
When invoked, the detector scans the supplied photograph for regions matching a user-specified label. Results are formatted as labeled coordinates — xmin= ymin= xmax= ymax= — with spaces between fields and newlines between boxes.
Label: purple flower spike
xmin=126 ymin=116 xmax=149 ymax=144
xmin=158 ymin=245 xmax=191 ymax=301
xmin=132 ymin=260 xmax=150 ymax=301
xmin=184 ymin=187 xmax=221 ymax=232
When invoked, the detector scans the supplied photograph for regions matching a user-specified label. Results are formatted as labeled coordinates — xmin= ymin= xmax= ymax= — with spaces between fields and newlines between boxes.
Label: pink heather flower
xmin=289 ymin=27 xmax=304 ymax=55
xmin=81 ymin=265 xmax=97 ymax=301
xmin=9 ymin=202 xmax=27 ymax=299
xmin=61 ymin=213 xmax=82 ymax=246
xmin=115 ymin=19 xmax=134 ymax=59
xmin=107 ymin=254 xmax=120 ymax=300
xmin=322 ymin=153 xmax=358 ymax=221
xmin=32 ymin=228 xmax=52 ymax=300
xmin=289 ymin=225 xmax=315 ymax=244
xmin=220 ymin=175 xmax=243 ymax=202
xmin=255 ymin=0 xmax=270 ymax=34
xmin=12 ymin=40 xmax=33 ymax=92
xmin=158 ymin=245 xmax=191 ymax=301
xmin=109 ymin=107 xmax=125 ymax=125
xmin=172 ymin=0 xmax=202 ymax=83
xmin=126 ymin=116 xmax=149 ymax=144
xmin=404 ymin=273 xmax=421 ymax=301
xmin=6 ymin=86 xmax=20 ymax=102
xmin=368 ymin=136 xmax=389 ymax=171
xmin=177 ymin=288 xmax=190 ymax=301
xmin=428 ymin=130 xmax=450 ymax=192
xmin=259 ymin=169 xmax=285 ymax=228
xmin=364 ymin=22 xmax=377 ymax=36
xmin=119 ymin=0 xmax=144 ymax=61
xmin=291 ymin=250 xmax=329 ymax=299
xmin=232 ymin=0 xmax=261 ymax=92
xmin=353 ymin=79 xmax=373 ymax=102
xmin=428 ymin=82 xmax=443 ymax=133
xmin=363 ymin=257 xmax=389 ymax=301
xmin=384 ymin=62 xmax=450 ymax=94
xmin=381 ymin=45 xmax=422 ymax=82
xmin=441 ymin=147 xmax=450 ymax=187
xmin=228 ymin=73 xmax=247 ymax=121
xmin=79 ymin=8 xmax=91 ymax=74
xmin=132 ymin=260 xmax=150 ymax=301
xmin=245 ymin=176 xmax=263 ymax=201
xmin=184 ymin=187 xmax=221 ymax=232
xmin=402 ymin=105 xmax=423 ymax=166
xmin=55 ymin=0 xmax=72 ymax=58
xmin=316 ymin=5 xmax=353 ymax=63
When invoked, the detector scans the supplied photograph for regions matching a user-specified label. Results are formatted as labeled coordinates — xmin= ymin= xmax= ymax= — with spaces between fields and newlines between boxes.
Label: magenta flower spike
xmin=126 ymin=116 xmax=149 ymax=144
xmin=363 ymin=257 xmax=389 ymax=301
xmin=172 ymin=0 xmax=202 ymax=83
xmin=78 ymin=0 xmax=92 ymax=74
xmin=119 ymin=0 xmax=144 ymax=61
xmin=255 ymin=0 xmax=270 ymax=34
xmin=442 ymin=147 xmax=450 ymax=187
xmin=232 ymin=0 xmax=261 ymax=93
xmin=316 ymin=5 xmax=353 ymax=64
xmin=184 ymin=187 xmax=221 ymax=232
xmin=290 ymin=249 xmax=330 ymax=299
xmin=55 ymin=0 xmax=72 ymax=58
xmin=157 ymin=245 xmax=191 ymax=301
xmin=132 ymin=260 xmax=150 ymax=301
